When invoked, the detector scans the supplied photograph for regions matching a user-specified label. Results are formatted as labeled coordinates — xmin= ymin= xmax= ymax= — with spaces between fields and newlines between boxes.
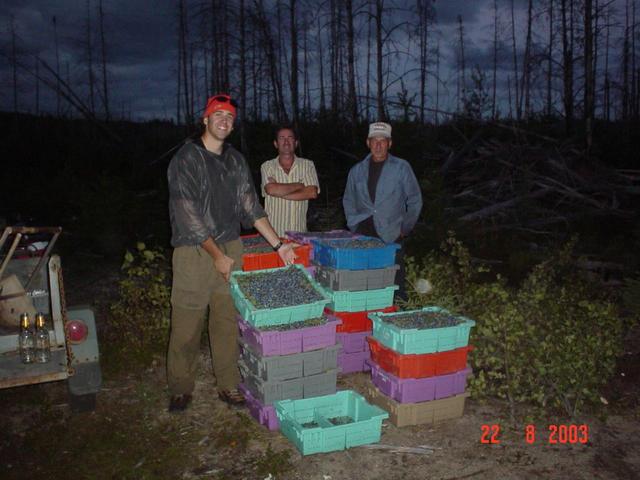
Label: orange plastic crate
xmin=241 ymin=235 xmax=311 ymax=271
xmin=367 ymin=337 xmax=472 ymax=379
xmin=325 ymin=305 xmax=397 ymax=333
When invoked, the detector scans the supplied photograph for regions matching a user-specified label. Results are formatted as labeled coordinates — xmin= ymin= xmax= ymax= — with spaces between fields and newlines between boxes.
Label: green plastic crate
xmin=369 ymin=306 xmax=476 ymax=355
xmin=274 ymin=390 xmax=389 ymax=455
xmin=319 ymin=284 xmax=398 ymax=312
xmin=230 ymin=264 xmax=331 ymax=328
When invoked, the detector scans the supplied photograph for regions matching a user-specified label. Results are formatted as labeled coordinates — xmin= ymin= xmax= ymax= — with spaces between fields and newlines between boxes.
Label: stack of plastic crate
xmin=230 ymin=264 xmax=340 ymax=430
xmin=240 ymin=234 xmax=312 ymax=272
xmin=363 ymin=307 xmax=475 ymax=427
xmin=310 ymin=236 xmax=400 ymax=375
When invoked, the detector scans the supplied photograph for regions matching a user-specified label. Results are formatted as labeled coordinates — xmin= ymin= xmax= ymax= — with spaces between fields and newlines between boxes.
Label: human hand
xmin=267 ymin=176 xmax=277 ymax=184
xmin=214 ymin=254 xmax=235 ymax=282
xmin=277 ymin=243 xmax=298 ymax=265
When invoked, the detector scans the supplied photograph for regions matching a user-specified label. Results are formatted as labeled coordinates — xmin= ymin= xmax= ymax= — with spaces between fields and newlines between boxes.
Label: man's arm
xmin=253 ymin=217 xmax=297 ymax=264
xmin=282 ymin=185 xmax=318 ymax=200
xmin=401 ymin=165 xmax=423 ymax=236
xmin=342 ymin=169 xmax=357 ymax=230
xmin=264 ymin=181 xmax=306 ymax=197
xmin=201 ymin=237 xmax=235 ymax=282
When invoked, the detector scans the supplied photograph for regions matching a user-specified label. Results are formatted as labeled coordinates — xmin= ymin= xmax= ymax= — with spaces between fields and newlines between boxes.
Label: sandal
xmin=218 ymin=388 xmax=245 ymax=406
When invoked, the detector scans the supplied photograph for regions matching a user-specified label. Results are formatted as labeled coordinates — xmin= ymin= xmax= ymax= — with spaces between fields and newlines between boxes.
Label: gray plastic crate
xmin=240 ymin=363 xmax=338 ymax=405
xmin=240 ymin=339 xmax=340 ymax=381
xmin=314 ymin=264 xmax=399 ymax=291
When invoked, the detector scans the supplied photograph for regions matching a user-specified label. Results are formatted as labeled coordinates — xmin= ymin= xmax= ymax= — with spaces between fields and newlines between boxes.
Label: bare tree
xmin=560 ymin=0 xmax=574 ymax=133
xmin=622 ymin=0 xmax=630 ymax=120
xmin=10 ymin=16 xmax=18 ymax=113
xmin=521 ymin=0 xmax=533 ymax=119
xmin=317 ymin=14 xmax=327 ymax=113
xmin=492 ymin=0 xmax=499 ymax=119
xmin=98 ymin=0 xmax=110 ymax=120
xmin=86 ymin=0 xmax=95 ymax=115
xmin=53 ymin=16 xmax=61 ymax=116
xmin=457 ymin=14 xmax=466 ymax=113
xmin=345 ymin=0 xmax=358 ymax=126
xmin=290 ymin=0 xmax=299 ymax=124
xmin=547 ymin=0 xmax=554 ymax=117
xmin=417 ymin=0 xmax=432 ymax=123
xmin=584 ymin=0 xmax=594 ymax=152
xmin=375 ymin=0 xmax=385 ymax=119
xmin=510 ymin=0 xmax=521 ymax=120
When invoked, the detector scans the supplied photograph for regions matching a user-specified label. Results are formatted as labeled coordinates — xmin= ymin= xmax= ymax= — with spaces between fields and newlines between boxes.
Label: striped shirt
xmin=260 ymin=156 xmax=320 ymax=236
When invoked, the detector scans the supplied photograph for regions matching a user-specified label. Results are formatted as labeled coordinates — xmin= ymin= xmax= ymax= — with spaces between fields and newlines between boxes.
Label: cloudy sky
xmin=0 ymin=0 xmax=630 ymax=121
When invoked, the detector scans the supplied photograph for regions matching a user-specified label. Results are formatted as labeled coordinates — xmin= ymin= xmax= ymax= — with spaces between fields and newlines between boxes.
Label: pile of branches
xmin=437 ymin=131 xmax=640 ymax=235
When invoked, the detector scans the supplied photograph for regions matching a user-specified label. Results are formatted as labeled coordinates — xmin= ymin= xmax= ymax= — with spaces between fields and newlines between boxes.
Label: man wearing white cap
xmin=342 ymin=122 xmax=423 ymax=300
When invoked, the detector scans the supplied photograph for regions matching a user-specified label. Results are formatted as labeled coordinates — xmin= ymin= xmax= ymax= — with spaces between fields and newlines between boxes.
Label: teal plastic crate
xmin=274 ymin=390 xmax=389 ymax=455
xmin=319 ymin=284 xmax=398 ymax=312
xmin=230 ymin=264 xmax=331 ymax=328
xmin=369 ymin=306 xmax=476 ymax=355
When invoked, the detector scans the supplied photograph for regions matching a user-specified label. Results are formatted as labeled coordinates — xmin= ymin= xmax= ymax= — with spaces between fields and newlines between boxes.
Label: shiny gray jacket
xmin=167 ymin=139 xmax=266 ymax=247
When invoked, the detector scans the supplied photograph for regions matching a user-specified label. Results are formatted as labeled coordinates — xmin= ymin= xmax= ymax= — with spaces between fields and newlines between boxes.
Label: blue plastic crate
xmin=311 ymin=237 xmax=400 ymax=270
xmin=274 ymin=390 xmax=389 ymax=455
xmin=369 ymin=306 xmax=476 ymax=355
xmin=319 ymin=284 xmax=398 ymax=312
xmin=230 ymin=264 xmax=331 ymax=328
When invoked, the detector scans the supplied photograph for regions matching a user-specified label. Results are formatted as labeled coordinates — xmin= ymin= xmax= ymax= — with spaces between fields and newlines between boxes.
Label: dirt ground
xmin=1 ymin=259 xmax=639 ymax=480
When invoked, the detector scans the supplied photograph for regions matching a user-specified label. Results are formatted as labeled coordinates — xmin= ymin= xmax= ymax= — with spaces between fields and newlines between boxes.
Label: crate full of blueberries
xmin=368 ymin=306 xmax=476 ymax=355
xmin=311 ymin=236 xmax=400 ymax=270
xmin=230 ymin=264 xmax=331 ymax=328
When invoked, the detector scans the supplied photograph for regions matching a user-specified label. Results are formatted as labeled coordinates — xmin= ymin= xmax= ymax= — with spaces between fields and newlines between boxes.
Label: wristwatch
xmin=272 ymin=241 xmax=284 ymax=252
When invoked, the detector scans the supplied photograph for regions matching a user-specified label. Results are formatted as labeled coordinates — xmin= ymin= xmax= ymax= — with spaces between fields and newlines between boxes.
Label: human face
xmin=204 ymin=110 xmax=235 ymax=142
xmin=367 ymin=136 xmax=392 ymax=162
xmin=274 ymin=129 xmax=297 ymax=156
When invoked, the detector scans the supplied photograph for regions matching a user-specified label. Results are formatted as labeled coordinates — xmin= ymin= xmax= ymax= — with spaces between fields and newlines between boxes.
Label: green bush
xmin=404 ymin=234 xmax=625 ymax=419
xmin=108 ymin=243 xmax=171 ymax=365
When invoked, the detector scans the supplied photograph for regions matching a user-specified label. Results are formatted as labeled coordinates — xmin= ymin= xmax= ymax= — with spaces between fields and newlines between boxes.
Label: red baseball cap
xmin=203 ymin=94 xmax=237 ymax=118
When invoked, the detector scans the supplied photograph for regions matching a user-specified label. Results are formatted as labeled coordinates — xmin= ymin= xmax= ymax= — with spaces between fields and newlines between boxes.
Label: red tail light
xmin=66 ymin=319 xmax=88 ymax=344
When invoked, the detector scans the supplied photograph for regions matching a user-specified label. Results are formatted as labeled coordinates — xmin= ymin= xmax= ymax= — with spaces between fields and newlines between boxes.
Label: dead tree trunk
xmin=10 ymin=17 xmax=17 ymax=113
xmin=98 ymin=0 xmax=110 ymax=120
xmin=375 ymin=0 xmax=385 ymax=120
xmin=317 ymin=14 xmax=327 ymax=114
xmin=345 ymin=0 xmax=358 ymax=126
xmin=522 ymin=0 xmax=533 ymax=119
xmin=492 ymin=0 xmax=499 ymax=119
xmin=510 ymin=0 xmax=521 ymax=120
xmin=547 ymin=0 xmax=554 ymax=116
xmin=53 ymin=16 xmax=61 ymax=116
xmin=290 ymin=0 xmax=299 ymax=124
xmin=622 ymin=0 xmax=630 ymax=121
xmin=457 ymin=15 xmax=466 ymax=113
xmin=584 ymin=0 xmax=594 ymax=153
xmin=86 ymin=0 xmax=95 ymax=115
xmin=561 ymin=0 xmax=574 ymax=133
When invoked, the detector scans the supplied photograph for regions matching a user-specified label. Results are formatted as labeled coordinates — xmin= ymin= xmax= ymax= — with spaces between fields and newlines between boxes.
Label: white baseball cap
xmin=368 ymin=122 xmax=392 ymax=139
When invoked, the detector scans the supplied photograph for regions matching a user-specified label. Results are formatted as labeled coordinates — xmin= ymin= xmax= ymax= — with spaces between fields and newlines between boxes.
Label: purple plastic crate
xmin=338 ymin=350 xmax=371 ymax=374
xmin=237 ymin=315 xmax=340 ymax=357
xmin=337 ymin=331 xmax=371 ymax=354
xmin=239 ymin=383 xmax=279 ymax=430
xmin=369 ymin=361 xmax=471 ymax=404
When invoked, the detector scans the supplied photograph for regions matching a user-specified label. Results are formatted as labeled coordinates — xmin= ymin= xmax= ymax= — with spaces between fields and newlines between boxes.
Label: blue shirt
xmin=342 ymin=153 xmax=423 ymax=243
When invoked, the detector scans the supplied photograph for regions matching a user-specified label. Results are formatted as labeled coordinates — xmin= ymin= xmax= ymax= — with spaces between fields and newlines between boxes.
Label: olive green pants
xmin=167 ymin=239 xmax=243 ymax=396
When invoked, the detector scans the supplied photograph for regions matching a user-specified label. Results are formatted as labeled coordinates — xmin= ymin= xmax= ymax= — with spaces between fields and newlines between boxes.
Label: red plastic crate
xmin=325 ymin=305 xmax=397 ymax=333
xmin=367 ymin=337 xmax=473 ymax=379
xmin=241 ymin=234 xmax=311 ymax=271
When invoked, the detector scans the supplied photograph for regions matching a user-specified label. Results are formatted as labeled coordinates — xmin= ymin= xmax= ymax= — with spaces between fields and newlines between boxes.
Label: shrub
xmin=404 ymin=234 xmax=625 ymax=419
xmin=108 ymin=243 xmax=171 ymax=365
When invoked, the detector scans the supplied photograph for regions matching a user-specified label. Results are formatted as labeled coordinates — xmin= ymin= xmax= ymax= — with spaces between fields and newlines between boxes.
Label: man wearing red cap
xmin=166 ymin=94 xmax=296 ymax=411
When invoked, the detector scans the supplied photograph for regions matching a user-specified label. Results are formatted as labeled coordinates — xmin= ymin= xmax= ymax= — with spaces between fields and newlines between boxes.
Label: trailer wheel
xmin=69 ymin=392 xmax=97 ymax=413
